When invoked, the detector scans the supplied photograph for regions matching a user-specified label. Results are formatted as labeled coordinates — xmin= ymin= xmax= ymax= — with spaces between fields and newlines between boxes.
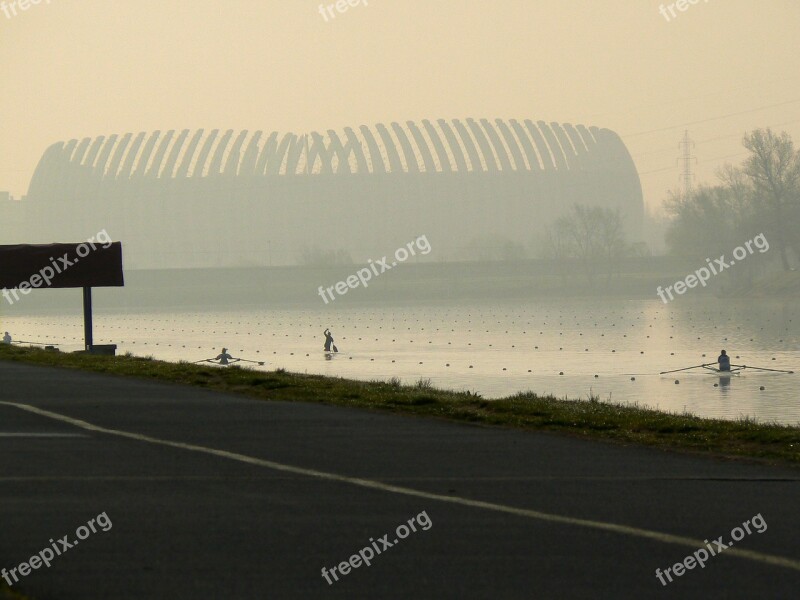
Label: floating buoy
xmin=630 ymin=377 xmax=635 ymax=381
xmin=675 ymin=380 xmax=680 ymax=384
xmin=559 ymin=371 xmax=564 ymax=375
xmin=760 ymin=386 xmax=765 ymax=390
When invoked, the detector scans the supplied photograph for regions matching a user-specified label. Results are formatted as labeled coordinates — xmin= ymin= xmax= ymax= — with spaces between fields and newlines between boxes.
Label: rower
xmin=215 ymin=347 xmax=234 ymax=365
xmin=323 ymin=329 xmax=338 ymax=352
xmin=2 ymin=331 xmax=11 ymax=344
xmin=717 ymin=349 xmax=731 ymax=372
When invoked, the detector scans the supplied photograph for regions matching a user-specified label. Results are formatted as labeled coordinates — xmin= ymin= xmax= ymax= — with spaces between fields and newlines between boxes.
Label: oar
xmin=12 ymin=340 xmax=61 ymax=346
xmin=237 ymin=358 xmax=266 ymax=366
xmin=192 ymin=358 xmax=216 ymax=364
xmin=732 ymin=364 xmax=794 ymax=374
xmin=660 ymin=363 xmax=712 ymax=375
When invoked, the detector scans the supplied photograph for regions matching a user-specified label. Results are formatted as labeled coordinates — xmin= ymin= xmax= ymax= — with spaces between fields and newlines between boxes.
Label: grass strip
xmin=1 ymin=344 xmax=799 ymax=466
xmin=0 ymin=583 xmax=33 ymax=600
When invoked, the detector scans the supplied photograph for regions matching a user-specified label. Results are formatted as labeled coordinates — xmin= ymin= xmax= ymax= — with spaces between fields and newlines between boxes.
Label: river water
xmin=3 ymin=298 xmax=798 ymax=424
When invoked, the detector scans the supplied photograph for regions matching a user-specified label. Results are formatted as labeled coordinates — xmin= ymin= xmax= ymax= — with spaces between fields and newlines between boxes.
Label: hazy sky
xmin=1 ymin=0 xmax=799 ymax=210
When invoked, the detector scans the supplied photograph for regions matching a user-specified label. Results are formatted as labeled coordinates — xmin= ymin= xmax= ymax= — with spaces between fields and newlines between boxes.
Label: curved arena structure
xmin=13 ymin=119 xmax=643 ymax=268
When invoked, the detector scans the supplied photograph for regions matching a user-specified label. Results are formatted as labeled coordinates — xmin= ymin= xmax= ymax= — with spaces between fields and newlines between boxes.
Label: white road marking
xmin=0 ymin=475 xmax=289 ymax=482
xmin=2 ymin=400 xmax=799 ymax=572
xmin=0 ymin=433 xmax=88 ymax=438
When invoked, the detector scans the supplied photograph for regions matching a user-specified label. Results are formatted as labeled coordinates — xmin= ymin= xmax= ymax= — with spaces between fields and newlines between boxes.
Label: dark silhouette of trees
xmin=664 ymin=128 xmax=800 ymax=272
xmin=741 ymin=129 xmax=800 ymax=270
xmin=544 ymin=204 xmax=630 ymax=284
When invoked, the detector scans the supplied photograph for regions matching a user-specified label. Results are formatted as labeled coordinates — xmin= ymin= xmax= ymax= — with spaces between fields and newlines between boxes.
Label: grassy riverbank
xmin=1 ymin=344 xmax=799 ymax=466
xmin=0 ymin=583 xmax=32 ymax=600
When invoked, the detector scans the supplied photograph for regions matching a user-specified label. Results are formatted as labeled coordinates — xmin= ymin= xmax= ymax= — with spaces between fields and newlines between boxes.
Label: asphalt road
xmin=1 ymin=360 xmax=799 ymax=599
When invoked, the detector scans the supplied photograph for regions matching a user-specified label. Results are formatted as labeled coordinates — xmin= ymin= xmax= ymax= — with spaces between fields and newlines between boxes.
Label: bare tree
xmin=663 ymin=185 xmax=741 ymax=257
xmin=595 ymin=208 xmax=627 ymax=283
xmin=742 ymin=129 xmax=800 ymax=270
xmin=548 ymin=204 xmax=629 ymax=285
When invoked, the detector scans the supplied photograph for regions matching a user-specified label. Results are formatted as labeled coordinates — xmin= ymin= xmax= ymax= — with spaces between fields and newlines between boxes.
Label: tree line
xmin=664 ymin=128 xmax=800 ymax=272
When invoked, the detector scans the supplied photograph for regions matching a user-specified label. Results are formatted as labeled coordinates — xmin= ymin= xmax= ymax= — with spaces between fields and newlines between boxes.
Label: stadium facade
xmin=2 ymin=119 xmax=643 ymax=269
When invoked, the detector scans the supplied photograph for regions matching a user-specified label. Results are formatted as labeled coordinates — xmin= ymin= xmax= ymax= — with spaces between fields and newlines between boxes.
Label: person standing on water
xmin=718 ymin=349 xmax=731 ymax=372
xmin=2 ymin=332 xmax=11 ymax=344
xmin=323 ymin=329 xmax=337 ymax=352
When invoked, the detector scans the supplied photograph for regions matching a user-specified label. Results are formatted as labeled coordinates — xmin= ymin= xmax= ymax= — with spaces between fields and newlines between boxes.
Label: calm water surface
xmin=4 ymin=298 xmax=798 ymax=424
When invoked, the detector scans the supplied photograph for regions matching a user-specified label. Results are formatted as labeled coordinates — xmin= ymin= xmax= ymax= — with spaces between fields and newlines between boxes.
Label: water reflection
xmin=3 ymin=297 xmax=798 ymax=424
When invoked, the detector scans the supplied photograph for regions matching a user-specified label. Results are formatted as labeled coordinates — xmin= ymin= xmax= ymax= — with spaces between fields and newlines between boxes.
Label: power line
xmin=575 ymin=73 xmax=800 ymax=123
xmin=628 ymin=118 xmax=800 ymax=162
xmin=639 ymin=165 xmax=679 ymax=176
xmin=639 ymin=151 xmax=751 ymax=177
xmin=623 ymin=98 xmax=800 ymax=138
xmin=699 ymin=152 xmax=748 ymax=165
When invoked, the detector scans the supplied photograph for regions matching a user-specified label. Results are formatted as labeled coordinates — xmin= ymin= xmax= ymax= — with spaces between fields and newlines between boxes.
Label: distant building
xmin=0 ymin=191 xmax=25 ymax=238
xmin=3 ymin=119 xmax=643 ymax=268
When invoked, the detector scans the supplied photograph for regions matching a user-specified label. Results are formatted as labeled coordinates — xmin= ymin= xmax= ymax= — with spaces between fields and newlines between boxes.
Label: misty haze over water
xmin=4 ymin=296 xmax=798 ymax=424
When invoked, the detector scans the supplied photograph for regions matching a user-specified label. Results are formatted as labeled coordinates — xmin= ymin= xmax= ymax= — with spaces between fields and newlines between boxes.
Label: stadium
xmin=3 ymin=119 xmax=643 ymax=269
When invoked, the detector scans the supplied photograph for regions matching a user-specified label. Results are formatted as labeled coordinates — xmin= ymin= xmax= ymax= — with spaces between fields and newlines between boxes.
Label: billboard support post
xmin=83 ymin=286 xmax=93 ymax=351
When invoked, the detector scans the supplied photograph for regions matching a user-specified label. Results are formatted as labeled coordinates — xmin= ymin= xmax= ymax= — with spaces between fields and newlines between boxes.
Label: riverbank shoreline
xmin=2 ymin=344 xmax=798 ymax=467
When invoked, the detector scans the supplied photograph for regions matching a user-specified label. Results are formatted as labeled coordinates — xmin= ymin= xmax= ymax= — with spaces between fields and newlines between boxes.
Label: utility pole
xmin=678 ymin=130 xmax=696 ymax=200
